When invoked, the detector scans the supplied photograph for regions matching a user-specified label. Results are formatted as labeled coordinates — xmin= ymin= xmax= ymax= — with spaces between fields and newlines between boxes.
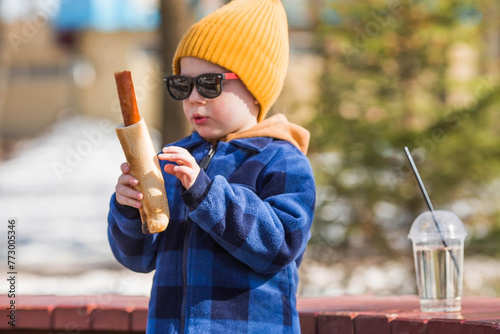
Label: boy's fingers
xmin=120 ymin=162 xmax=131 ymax=173
xmin=116 ymin=183 xmax=143 ymax=200
xmin=115 ymin=162 xmax=142 ymax=208
xmin=162 ymin=147 xmax=194 ymax=161
xmin=115 ymin=183 xmax=143 ymax=209
xmin=157 ymin=153 xmax=170 ymax=161
xmin=159 ymin=152 xmax=195 ymax=166
xmin=162 ymin=146 xmax=188 ymax=154
xmin=118 ymin=173 xmax=139 ymax=187
xmin=116 ymin=192 xmax=142 ymax=209
xmin=163 ymin=163 xmax=176 ymax=175
xmin=173 ymin=165 xmax=194 ymax=175
xmin=164 ymin=164 xmax=192 ymax=179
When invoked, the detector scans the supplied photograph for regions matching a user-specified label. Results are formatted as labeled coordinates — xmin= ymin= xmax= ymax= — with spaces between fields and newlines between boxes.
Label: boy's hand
xmin=159 ymin=146 xmax=200 ymax=190
xmin=115 ymin=162 xmax=143 ymax=208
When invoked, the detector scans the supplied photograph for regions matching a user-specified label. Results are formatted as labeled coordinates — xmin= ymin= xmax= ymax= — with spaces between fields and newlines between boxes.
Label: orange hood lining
xmin=222 ymin=114 xmax=310 ymax=155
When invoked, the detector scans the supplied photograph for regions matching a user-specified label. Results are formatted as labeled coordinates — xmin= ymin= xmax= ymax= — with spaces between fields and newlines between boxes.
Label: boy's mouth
xmin=193 ymin=114 xmax=208 ymax=125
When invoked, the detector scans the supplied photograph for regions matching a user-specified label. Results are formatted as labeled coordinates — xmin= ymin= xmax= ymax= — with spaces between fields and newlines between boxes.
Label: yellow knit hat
xmin=172 ymin=0 xmax=289 ymax=122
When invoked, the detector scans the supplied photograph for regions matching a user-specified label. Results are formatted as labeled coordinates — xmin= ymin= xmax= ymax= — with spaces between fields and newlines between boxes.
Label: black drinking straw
xmin=404 ymin=146 xmax=460 ymax=276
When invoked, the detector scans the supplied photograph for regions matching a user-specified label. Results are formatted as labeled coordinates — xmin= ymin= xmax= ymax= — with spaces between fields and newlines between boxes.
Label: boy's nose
xmin=188 ymin=86 xmax=206 ymax=105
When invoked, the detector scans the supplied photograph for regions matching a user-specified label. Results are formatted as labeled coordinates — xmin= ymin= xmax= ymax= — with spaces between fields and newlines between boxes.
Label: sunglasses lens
xmin=165 ymin=74 xmax=226 ymax=100
xmin=197 ymin=74 xmax=221 ymax=99
xmin=167 ymin=77 xmax=192 ymax=100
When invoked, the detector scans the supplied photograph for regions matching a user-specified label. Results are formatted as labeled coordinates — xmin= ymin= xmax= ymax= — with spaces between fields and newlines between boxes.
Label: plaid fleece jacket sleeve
xmin=108 ymin=134 xmax=316 ymax=333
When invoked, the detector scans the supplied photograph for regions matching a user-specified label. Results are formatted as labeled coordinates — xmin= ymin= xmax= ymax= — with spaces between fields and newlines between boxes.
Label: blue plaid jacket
xmin=108 ymin=126 xmax=316 ymax=333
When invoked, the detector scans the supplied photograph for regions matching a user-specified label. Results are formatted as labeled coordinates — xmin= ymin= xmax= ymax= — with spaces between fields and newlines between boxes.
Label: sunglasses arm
xmin=222 ymin=73 xmax=239 ymax=80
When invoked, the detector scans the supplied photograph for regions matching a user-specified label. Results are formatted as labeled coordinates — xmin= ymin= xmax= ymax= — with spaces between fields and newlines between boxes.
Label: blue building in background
xmin=0 ymin=0 xmax=314 ymax=32
xmin=54 ymin=0 xmax=160 ymax=31
xmin=53 ymin=0 xmax=312 ymax=32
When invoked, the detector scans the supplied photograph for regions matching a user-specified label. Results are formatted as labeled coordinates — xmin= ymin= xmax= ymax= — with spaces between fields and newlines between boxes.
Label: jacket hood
xmin=223 ymin=114 xmax=310 ymax=154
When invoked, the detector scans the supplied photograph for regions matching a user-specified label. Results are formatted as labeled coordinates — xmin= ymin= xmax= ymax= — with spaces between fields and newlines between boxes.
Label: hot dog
xmin=115 ymin=71 xmax=141 ymax=126
xmin=114 ymin=70 xmax=170 ymax=234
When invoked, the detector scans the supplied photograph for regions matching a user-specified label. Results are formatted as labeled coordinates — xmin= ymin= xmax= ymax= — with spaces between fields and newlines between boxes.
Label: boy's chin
xmin=195 ymin=128 xmax=222 ymax=141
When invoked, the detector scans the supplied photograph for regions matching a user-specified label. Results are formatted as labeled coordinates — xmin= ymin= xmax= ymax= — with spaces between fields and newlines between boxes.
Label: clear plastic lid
xmin=408 ymin=210 xmax=467 ymax=240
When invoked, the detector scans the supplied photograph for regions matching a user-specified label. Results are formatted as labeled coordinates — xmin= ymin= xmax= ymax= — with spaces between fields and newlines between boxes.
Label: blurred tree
xmin=308 ymin=0 xmax=500 ymax=262
xmin=159 ymin=0 xmax=192 ymax=145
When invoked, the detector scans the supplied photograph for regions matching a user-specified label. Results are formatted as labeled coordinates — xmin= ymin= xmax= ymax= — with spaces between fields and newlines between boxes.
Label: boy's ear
xmin=254 ymin=100 xmax=259 ymax=105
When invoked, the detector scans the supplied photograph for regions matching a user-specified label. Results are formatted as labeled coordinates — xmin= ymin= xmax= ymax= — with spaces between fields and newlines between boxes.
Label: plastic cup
xmin=408 ymin=210 xmax=467 ymax=312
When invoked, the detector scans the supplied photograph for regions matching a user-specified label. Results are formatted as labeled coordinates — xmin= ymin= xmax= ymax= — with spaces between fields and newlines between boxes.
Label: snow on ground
xmin=1 ymin=115 xmax=499 ymax=298
xmin=0 ymin=114 xmax=159 ymax=296
xmin=298 ymin=255 xmax=500 ymax=298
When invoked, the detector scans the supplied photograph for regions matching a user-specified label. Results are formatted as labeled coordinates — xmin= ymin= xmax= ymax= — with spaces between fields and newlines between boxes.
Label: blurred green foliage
xmin=307 ymin=0 xmax=500 ymax=262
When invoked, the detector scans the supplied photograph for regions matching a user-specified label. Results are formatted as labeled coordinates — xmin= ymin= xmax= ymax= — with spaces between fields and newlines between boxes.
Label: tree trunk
xmin=159 ymin=0 xmax=193 ymax=146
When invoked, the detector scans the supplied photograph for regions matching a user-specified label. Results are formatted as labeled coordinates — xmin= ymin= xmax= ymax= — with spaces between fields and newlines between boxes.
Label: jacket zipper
xmin=199 ymin=143 xmax=217 ymax=171
xmin=180 ymin=144 xmax=217 ymax=333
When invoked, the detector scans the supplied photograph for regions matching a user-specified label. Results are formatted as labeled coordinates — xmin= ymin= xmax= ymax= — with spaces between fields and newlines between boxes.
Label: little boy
xmin=108 ymin=0 xmax=316 ymax=332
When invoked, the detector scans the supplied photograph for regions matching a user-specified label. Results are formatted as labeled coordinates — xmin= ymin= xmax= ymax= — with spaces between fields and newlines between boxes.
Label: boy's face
xmin=180 ymin=57 xmax=259 ymax=140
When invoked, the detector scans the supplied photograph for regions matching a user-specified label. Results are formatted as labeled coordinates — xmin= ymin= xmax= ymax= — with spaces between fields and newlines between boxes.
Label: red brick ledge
xmin=1 ymin=295 xmax=499 ymax=333
xmin=297 ymin=295 xmax=500 ymax=334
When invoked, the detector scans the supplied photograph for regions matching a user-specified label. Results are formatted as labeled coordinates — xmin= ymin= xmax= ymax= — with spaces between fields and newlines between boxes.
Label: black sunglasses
xmin=164 ymin=72 xmax=239 ymax=100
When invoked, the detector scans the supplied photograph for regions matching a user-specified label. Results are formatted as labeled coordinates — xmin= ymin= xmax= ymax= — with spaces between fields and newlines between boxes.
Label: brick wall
xmin=1 ymin=295 xmax=500 ymax=333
